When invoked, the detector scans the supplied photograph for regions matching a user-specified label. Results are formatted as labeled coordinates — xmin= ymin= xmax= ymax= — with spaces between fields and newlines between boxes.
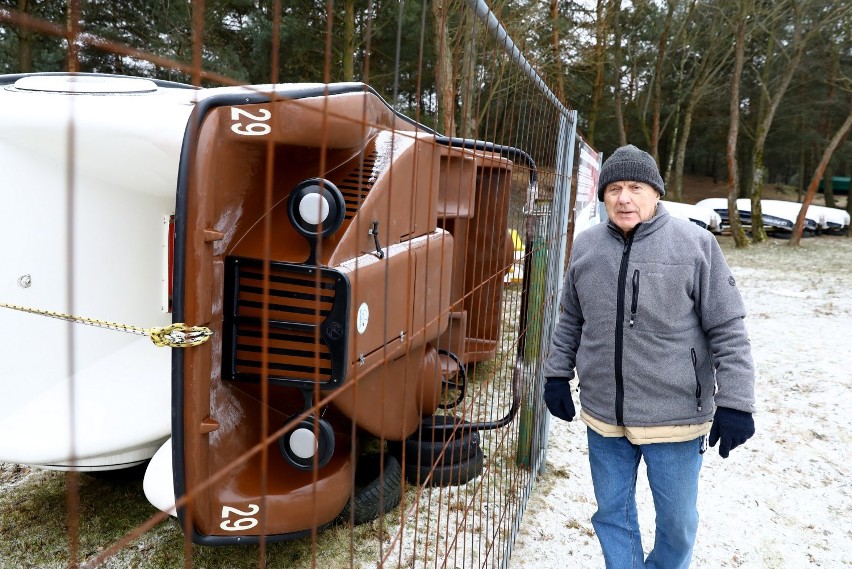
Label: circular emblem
xmin=326 ymin=322 xmax=343 ymax=340
xmin=357 ymin=302 xmax=369 ymax=334
xmin=728 ymin=276 xmax=736 ymax=286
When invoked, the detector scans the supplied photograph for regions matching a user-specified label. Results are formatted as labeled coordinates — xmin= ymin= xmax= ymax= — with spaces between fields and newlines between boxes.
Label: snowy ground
xmin=511 ymin=234 xmax=852 ymax=568
xmin=1 ymin=233 xmax=849 ymax=569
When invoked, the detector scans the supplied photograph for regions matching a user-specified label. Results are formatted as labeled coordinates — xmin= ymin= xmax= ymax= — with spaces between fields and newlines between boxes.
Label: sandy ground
xmin=510 ymin=234 xmax=852 ymax=568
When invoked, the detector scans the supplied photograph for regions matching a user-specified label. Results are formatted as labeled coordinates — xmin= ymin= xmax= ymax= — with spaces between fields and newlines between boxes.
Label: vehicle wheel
xmin=337 ymin=452 xmax=403 ymax=526
xmin=396 ymin=415 xmax=480 ymax=466
xmin=403 ymin=424 xmax=480 ymax=466
xmin=407 ymin=447 xmax=485 ymax=487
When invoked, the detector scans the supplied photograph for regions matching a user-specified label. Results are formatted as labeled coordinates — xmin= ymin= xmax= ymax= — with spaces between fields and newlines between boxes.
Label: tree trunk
xmin=823 ymin=164 xmax=836 ymax=208
xmin=66 ymin=0 xmax=81 ymax=73
xmin=431 ymin=0 xmax=456 ymax=136
xmin=663 ymin=120 xmax=678 ymax=189
xmin=727 ymin=6 xmax=749 ymax=248
xmin=750 ymin=143 xmax=767 ymax=242
xmin=671 ymin=91 xmax=701 ymax=202
xmin=16 ymin=0 xmax=33 ymax=72
xmin=790 ymin=111 xmax=852 ymax=246
xmin=820 ymin=37 xmax=841 ymax=210
xmin=550 ymin=0 xmax=565 ymax=102
xmin=797 ymin=118 xmax=806 ymax=202
xmin=650 ymin=1 xmax=675 ymax=162
xmin=748 ymin=5 xmax=805 ymax=243
xmin=612 ymin=0 xmax=627 ymax=146
xmin=342 ymin=0 xmax=355 ymax=81
xmin=459 ymin=10 xmax=477 ymax=139
xmin=587 ymin=0 xmax=607 ymax=146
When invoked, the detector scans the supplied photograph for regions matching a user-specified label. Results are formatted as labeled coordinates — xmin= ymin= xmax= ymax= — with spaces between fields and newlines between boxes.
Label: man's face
xmin=602 ymin=180 xmax=660 ymax=233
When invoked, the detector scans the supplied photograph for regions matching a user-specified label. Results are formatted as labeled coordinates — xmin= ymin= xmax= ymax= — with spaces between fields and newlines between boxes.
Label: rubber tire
xmin=404 ymin=427 xmax=480 ymax=466
xmin=406 ymin=446 xmax=485 ymax=487
xmin=337 ymin=452 xmax=403 ymax=526
xmin=402 ymin=415 xmax=480 ymax=466
xmin=419 ymin=415 xmax=479 ymax=440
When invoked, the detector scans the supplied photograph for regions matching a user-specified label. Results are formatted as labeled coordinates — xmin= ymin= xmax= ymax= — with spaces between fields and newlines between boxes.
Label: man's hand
xmin=709 ymin=407 xmax=755 ymax=458
xmin=544 ymin=377 xmax=576 ymax=422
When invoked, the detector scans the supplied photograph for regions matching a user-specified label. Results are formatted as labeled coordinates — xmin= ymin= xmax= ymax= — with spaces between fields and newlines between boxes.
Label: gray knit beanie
xmin=597 ymin=144 xmax=665 ymax=200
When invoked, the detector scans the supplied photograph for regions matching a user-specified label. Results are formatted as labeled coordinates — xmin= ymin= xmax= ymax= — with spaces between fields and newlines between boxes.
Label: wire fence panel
xmin=0 ymin=1 xmax=580 ymax=567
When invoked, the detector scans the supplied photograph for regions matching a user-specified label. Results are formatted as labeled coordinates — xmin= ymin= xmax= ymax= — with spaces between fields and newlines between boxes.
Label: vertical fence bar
xmin=501 ymin=109 xmax=577 ymax=569
xmin=535 ymin=111 xmax=578 ymax=475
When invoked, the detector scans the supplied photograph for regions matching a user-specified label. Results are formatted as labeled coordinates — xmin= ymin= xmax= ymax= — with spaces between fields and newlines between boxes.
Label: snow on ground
xmin=511 ymin=235 xmax=852 ymax=568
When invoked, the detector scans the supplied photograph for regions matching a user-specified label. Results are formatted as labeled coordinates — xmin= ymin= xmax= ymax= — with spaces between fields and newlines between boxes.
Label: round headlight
xmin=288 ymin=178 xmax=345 ymax=240
xmin=298 ymin=192 xmax=330 ymax=225
xmin=278 ymin=415 xmax=335 ymax=471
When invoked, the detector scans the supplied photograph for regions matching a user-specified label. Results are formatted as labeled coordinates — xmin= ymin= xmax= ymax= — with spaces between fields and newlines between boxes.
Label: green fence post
xmin=517 ymin=204 xmax=549 ymax=467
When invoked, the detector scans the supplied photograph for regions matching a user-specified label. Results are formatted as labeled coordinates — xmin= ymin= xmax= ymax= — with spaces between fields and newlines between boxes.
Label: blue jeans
xmin=587 ymin=428 xmax=703 ymax=569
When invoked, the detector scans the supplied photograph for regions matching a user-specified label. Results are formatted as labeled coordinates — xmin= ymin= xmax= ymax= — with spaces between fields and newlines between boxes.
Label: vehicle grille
xmin=338 ymin=150 xmax=377 ymax=219
xmin=223 ymin=257 xmax=350 ymax=388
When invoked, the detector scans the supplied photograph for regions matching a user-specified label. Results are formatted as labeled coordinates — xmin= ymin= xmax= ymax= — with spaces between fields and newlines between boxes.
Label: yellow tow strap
xmin=0 ymin=303 xmax=212 ymax=348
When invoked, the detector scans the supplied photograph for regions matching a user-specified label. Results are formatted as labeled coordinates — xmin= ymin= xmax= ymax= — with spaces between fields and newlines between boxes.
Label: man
xmin=544 ymin=145 xmax=756 ymax=569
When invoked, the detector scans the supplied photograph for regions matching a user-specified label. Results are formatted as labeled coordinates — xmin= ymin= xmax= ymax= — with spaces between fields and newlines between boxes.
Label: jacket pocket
xmin=629 ymin=269 xmax=639 ymax=328
xmin=691 ymin=347 xmax=702 ymax=412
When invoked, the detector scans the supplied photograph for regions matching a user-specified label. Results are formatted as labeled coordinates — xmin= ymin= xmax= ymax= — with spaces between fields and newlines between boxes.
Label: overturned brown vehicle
xmin=172 ymin=83 xmax=533 ymax=543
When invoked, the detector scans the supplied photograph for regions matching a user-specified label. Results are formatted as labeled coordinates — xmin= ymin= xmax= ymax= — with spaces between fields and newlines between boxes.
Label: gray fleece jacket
xmin=544 ymin=204 xmax=756 ymax=427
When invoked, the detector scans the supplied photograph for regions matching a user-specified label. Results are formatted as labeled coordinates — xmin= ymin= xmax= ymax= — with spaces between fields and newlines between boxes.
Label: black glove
xmin=708 ymin=407 xmax=755 ymax=458
xmin=544 ymin=377 xmax=575 ymax=422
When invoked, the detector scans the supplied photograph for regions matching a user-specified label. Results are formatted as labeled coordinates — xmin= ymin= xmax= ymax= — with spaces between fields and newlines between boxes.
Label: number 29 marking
xmin=230 ymin=107 xmax=271 ymax=136
xmin=220 ymin=504 xmax=260 ymax=531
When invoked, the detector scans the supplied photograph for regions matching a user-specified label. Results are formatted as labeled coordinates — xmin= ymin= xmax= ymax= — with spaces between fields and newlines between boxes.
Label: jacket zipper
xmin=691 ymin=347 xmax=702 ymax=412
xmin=614 ymin=233 xmax=635 ymax=426
xmin=630 ymin=270 xmax=639 ymax=327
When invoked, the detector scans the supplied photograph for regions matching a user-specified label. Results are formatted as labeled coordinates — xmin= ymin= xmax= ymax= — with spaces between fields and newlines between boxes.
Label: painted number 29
xmin=230 ymin=107 xmax=271 ymax=136
xmin=220 ymin=504 xmax=260 ymax=531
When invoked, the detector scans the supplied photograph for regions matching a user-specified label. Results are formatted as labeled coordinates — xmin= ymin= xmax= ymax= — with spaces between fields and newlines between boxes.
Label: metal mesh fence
xmin=0 ymin=1 xmax=582 ymax=567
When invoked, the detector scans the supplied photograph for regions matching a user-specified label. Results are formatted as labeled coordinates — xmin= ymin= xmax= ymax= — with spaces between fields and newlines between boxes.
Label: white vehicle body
xmin=749 ymin=199 xmax=820 ymax=231
xmin=807 ymin=204 xmax=850 ymax=231
xmin=660 ymin=200 xmax=722 ymax=232
xmin=1 ymin=73 xmax=333 ymax=471
xmin=143 ymin=437 xmax=177 ymax=515
xmin=695 ymin=197 xmax=823 ymax=232
xmin=1 ymin=74 xmax=200 ymax=470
